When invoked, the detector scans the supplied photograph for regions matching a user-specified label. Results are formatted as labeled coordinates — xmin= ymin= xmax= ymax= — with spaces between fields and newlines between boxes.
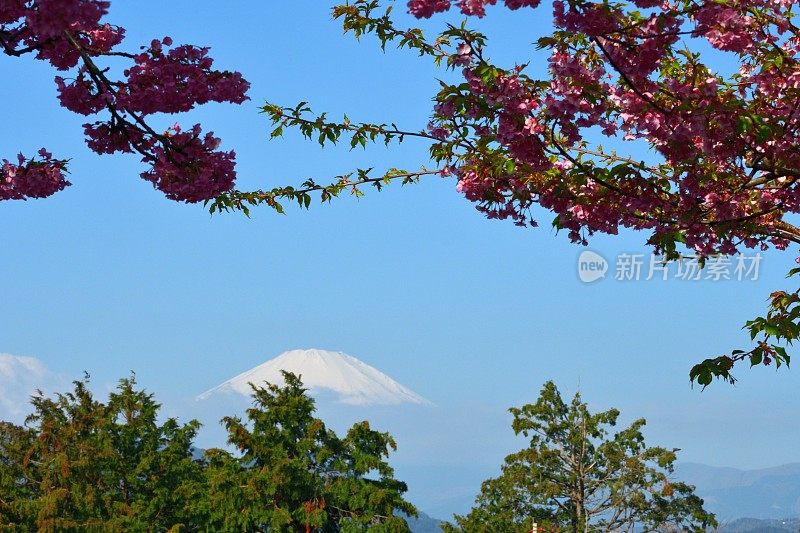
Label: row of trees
xmin=0 ymin=372 xmax=414 ymax=532
xmin=0 ymin=372 xmax=714 ymax=532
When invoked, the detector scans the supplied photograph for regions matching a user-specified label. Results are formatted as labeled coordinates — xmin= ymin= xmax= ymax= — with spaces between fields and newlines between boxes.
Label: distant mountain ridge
xmin=405 ymin=511 xmax=444 ymax=533
xmin=675 ymin=463 xmax=800 ymax=522
xmin=186 ymin=453 xmax=800 ymax=531
xmin=716 ymin=517 xmax=800 ymax=532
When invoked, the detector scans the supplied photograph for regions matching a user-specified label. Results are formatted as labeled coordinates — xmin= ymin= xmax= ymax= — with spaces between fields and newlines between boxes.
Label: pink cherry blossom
xmin=2 ymin=0 xmax=248 ymax=203
xmin=403 ymin=0 xmax=800 ymax=258
xmin=1 ymin=150 xmax=70 ymax=200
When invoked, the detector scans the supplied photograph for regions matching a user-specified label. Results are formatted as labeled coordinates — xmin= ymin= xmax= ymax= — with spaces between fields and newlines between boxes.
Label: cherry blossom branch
xmin=262 ymin=102 xmax=467 ymax=149
xmin=209 ymin=168 xmax=441 ymax=216
xmin=62 ymin=30 xmax=161 ymax=160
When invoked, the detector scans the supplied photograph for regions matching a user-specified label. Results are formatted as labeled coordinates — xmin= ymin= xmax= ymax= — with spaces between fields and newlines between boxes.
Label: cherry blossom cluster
xmin=408 ymin=0 xmax=540 ymax=18
xmin=403 ymin=0 xmax=800 ymax=258
xmin=140 ymin=124 xmax=236 ymax=202
xmin=0 ymin=0 xmax=249 ymax=203
xmin=1 ymin=149 xmax=69 ymax=200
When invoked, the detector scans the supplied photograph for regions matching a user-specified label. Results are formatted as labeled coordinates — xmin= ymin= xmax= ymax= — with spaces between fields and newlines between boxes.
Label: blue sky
xmin=1 ymin=1 xmax=798 ymax=518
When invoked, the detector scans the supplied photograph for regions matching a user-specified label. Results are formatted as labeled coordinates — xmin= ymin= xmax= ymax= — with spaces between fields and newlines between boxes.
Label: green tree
xmin=0 ymin=376 xmax=204 ymax=532
xmin=445 ymin=382 xmax=716 ymax=533
xmin=0 ymin=372 xmax=415 ymax=532
xmin=198 ymin=371 xmax=415 ymax=532
xmin=0 ymin=422 xmax=38 ymax=530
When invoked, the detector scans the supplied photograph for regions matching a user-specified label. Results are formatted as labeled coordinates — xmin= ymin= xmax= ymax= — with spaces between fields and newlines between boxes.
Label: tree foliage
xmin=198 ymin=373 xmax=415 ymax=532
xmin=444 ymin=381 xmax=716 ymax=532
xmin=0 ymin=372 xmax=414 ymax=532
xmin=0 ymin=376 xmax=203 ymax=532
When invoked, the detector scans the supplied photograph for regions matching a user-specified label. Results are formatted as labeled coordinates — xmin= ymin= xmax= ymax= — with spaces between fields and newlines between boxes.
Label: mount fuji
xmin=197 ymin=348 xmax=430 ymax=406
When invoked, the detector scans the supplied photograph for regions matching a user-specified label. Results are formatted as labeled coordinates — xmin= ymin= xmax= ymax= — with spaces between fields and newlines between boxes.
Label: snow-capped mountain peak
xmin=197 ymin=348 xmax=430 ymax=406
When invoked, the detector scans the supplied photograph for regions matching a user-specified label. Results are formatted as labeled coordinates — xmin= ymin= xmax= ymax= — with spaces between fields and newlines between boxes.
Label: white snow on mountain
xmin=197 ymin=348 xmax=430 ymax=406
